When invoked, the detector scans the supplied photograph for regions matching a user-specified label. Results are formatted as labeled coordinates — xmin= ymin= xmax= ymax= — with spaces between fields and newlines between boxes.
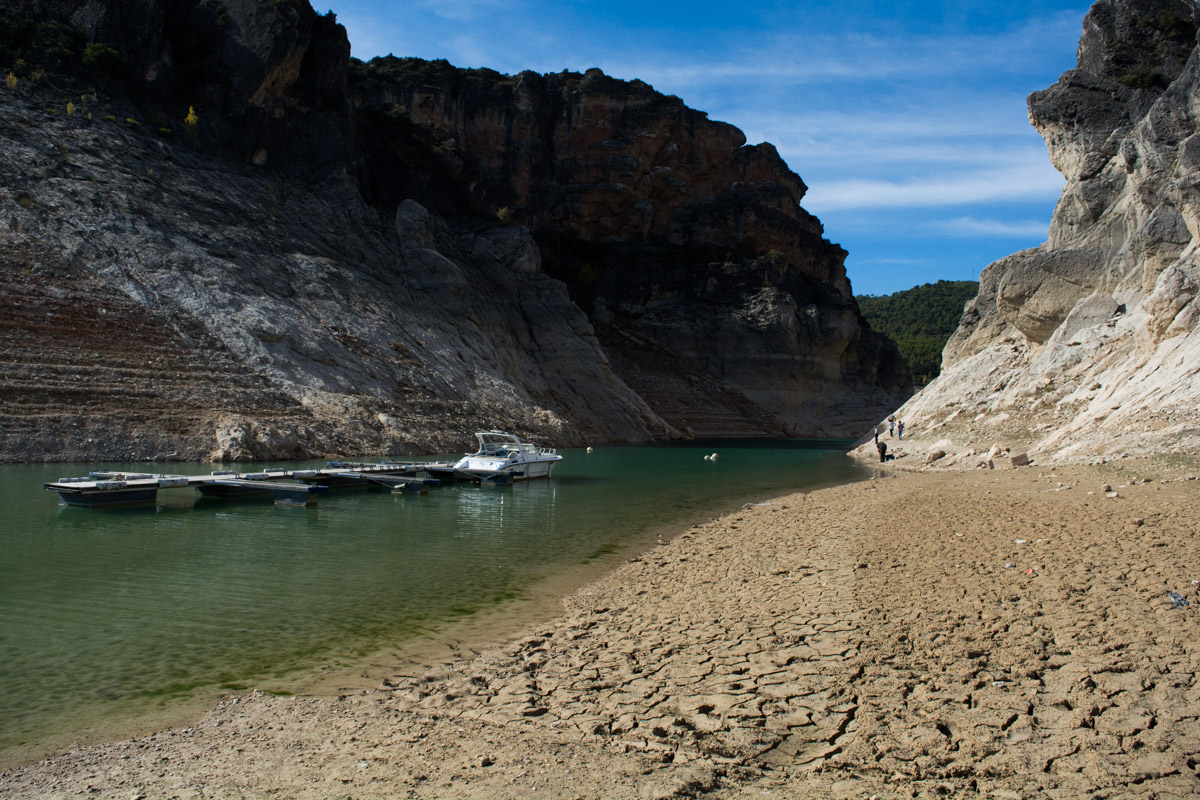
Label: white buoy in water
xmin=586 ymin=446 xmax=593 ymax=453
xmin=711 ymin=453 xmax=719 ymax=460
xmin=703 ymin=454 xmax=711 ymax=460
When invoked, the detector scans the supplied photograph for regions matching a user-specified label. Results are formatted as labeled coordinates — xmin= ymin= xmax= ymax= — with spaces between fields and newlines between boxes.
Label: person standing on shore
xmin=897 ymin=420 xmax=905 ymax=440
xmin=888 ymin=416 xmax=896 ymax=437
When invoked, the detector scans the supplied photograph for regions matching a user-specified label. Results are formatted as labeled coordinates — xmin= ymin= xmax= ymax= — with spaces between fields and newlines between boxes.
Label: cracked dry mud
xmin=2 ymin=463 xmax=1198 ymax=799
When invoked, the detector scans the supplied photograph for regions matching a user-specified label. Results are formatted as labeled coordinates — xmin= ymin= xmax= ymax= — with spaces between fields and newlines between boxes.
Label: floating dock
xmin=45 ymin=461 xmax=444 ymax=508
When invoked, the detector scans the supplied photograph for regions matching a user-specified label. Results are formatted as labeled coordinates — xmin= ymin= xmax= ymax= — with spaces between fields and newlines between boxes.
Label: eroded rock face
xmin=0 ymin=0 xmax=908 ymax=461
xmin=352 ymin=59 xmax=910 ymax=437
xmin=895 ymin=0 xmax=1200 ymax=463
xmin=0 ymin=2 xmax=669 ymax=461
xmin=0 ymin=87 xmax=669 ymax=461
xmin=357 ymin=63 xmax=830 ymax=276
xmin=58 ymin=0 xmax=353 ymax=170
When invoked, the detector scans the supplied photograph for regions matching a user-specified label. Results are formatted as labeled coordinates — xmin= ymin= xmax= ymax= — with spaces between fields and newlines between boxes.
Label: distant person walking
xmin=897 ymin=420 xmax=905 ymax=440
xmin=888 ymin=415 xmax=896 ymax=437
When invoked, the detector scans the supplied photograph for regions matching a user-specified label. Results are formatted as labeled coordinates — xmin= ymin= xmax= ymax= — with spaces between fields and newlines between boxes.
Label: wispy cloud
xmin=732 ymin=102 xmax=1038 ymax=143
xmin=340 ymin=3 xmax=1085 ymax=92
xmin=807 ymin=163 xmax=1064 ymax=211
xmin=614 ymin=21 xmax=1081 ymax=91
xmin=735 ymin=106 xmax=1051 ymax=180
xmin=512 ymin=8 xmax=1087 ymax=94
xmin=929 ymin=216 xmax=1051 ymax=238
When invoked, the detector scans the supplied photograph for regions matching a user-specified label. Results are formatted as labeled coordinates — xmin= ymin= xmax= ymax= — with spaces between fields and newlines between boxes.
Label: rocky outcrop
xmin=55 ymin=0 xmax=354 ymax=171
xmin=883 ymin=0 xmax=1200 ymax=464
xmin=0 ymin=0 xmax=907 ymax=461
xmin=354 ymin=61 xmax=836 ymax=277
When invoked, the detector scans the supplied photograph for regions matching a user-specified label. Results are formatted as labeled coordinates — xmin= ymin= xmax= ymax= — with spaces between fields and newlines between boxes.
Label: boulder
xmin=1143 ymin=265 xmax=1199 ymax=342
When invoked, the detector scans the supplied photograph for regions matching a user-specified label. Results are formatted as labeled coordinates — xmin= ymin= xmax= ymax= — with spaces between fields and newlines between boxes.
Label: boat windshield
xmin=475 ymin=433 xmax=522 ymax=456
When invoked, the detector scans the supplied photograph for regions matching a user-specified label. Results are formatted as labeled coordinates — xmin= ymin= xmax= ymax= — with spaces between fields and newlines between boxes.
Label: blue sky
xmin=328 ymin=0 xmax=1093 ymax=296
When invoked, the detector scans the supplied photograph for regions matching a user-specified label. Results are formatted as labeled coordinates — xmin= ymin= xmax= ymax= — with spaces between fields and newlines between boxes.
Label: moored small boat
xmin=47 ymin=477 xmax=159 ymax=508
xmin=451 ymin=430 xmax=562 ymax=483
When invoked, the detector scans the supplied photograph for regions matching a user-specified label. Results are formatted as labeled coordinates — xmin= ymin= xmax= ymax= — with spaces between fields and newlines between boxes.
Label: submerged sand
xmin=3 ymin=461 xmax=1199 ymax=798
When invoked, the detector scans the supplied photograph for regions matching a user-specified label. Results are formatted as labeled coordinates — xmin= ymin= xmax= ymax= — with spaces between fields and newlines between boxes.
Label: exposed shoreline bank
xmin=3 ymin=459 xmax=1198 ymax=798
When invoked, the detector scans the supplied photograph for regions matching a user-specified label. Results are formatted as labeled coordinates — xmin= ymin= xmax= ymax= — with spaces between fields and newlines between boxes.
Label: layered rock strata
xmin=0 ymin=87 xmax=661 ymax=460
xmin=1 ymin=0 xmax=908 ymax=461
xmin=892 ymin=0 xmax=1200 ymax=463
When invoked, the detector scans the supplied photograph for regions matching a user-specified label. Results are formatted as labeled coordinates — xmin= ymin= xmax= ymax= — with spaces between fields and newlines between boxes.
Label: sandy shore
xmin=3 ymin=460 xmax=1199 ymax=799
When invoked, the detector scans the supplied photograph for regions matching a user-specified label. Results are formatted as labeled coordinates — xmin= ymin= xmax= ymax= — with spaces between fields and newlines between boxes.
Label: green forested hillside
xmin=856 ymin=280 xmax=979 ymax=385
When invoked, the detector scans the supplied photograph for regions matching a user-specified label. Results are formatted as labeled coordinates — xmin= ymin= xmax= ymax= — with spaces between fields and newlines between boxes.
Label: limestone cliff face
xmin=39 ymin=0 xmax=354 ymax=171
xmin=1 ymin=0 xmax=666 ymax=461
xmin=894 ymin=0 xmax=1200 ymax=462
xmin=0 ymin=84 xmax=666 ymax=460
xmin=353 ymin=59 xmax=910 ymax=437
xmin=355 ymin=61 xmax=838 ymax=282
xmin=0 ymin=0 xmax=907 ymax=462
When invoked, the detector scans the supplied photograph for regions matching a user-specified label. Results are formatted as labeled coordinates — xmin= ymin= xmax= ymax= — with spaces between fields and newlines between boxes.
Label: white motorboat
xmin=452 ymin=430 xmax=562 ymax=483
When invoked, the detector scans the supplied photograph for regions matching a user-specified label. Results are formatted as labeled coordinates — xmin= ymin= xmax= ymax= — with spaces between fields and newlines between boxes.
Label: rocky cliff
xmin=0 ymin=0 xmax=908 ymax=462
xmin=352 ymin=58 xmax=909 ymax=437
xmin=881 ymin=0 xmax=1200 ymax=465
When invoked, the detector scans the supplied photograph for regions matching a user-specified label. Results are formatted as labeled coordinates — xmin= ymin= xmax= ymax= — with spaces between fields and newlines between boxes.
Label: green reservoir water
xmin=0 ymin=440 xmax=862 ymax=765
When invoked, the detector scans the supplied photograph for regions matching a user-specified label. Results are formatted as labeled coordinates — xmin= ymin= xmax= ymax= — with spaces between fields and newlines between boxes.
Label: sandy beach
xmin=3 ymin=459 xmax=1199 ymax=799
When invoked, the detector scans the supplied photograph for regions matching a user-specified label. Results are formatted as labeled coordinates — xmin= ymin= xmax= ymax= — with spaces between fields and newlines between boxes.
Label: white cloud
xmin=735 ymin=103 xmax=1036 ymax=142
xmin=751 ymin=119 xmax=1051 ymax=182
xmin=929 ymin=216 xmax=1051 ymax=238
xmin=342 ymin=4 xmax=1084 ymax=97
xmin=806 ymin=163 xmax=1065 ymax=212
xmin=590 ymin=10 xmax=1085 ymax=93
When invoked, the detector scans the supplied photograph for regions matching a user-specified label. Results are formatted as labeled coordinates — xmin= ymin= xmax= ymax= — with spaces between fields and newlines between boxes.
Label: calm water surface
xmin=0 ymin=440 xmax=862 ymax=764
